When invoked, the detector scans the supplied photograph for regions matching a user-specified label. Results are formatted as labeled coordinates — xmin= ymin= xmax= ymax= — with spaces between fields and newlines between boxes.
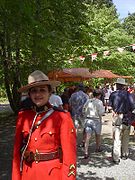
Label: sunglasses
xmin=29 ymin=88 xmax=48 ymax=94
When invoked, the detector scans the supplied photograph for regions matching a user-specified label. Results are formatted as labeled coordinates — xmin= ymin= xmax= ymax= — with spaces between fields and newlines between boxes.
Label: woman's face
xmin=29 ymin=85 xmax=51 ymax=107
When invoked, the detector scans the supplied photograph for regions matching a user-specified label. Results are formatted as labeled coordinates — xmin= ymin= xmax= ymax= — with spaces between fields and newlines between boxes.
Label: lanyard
xmin=20 ymin=108 xmax=54 ymax=172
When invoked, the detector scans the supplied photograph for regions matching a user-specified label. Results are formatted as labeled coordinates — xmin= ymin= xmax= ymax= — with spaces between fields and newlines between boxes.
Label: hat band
xmin=29 ymin=80 xmax=49 ymax=85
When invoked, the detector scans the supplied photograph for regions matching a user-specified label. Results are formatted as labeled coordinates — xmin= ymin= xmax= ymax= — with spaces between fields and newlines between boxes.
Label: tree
xmin=69 ymin=3 xmax=135 ymax=77
xmin=0 ymin=0 xmax=135 ymax=114
xmin=85 ymin=0 xmax=113 ymax=8
xmin=122 ymin=12 xmax=135 ymax=38
xmin=0 ymin=0 xmax=86 ymax=113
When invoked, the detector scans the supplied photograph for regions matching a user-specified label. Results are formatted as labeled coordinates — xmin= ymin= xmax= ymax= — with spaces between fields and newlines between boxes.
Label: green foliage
xmin=0 ymin=0 xmax=135 ymax=112
xmin=122 ymin=12 xmax=135 ymax=38
xmin=85 ymin=0 xmax=114 ymax=8
xmin=0 ymin=0 xmax=85 ymax=68
xmin=0 ymin=0 xmax=88 ymax=112
xmin=73 ymin=4 xmax=135 ymax=77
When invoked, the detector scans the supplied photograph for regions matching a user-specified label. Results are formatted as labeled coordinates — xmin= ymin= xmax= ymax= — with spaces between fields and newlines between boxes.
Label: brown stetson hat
xmin=18 ymin=70 xmax=61 ymax=93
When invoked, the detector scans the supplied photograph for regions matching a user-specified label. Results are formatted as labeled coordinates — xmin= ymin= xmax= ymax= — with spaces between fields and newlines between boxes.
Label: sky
xmin=113 ymin=0 xmax=135 ymax=19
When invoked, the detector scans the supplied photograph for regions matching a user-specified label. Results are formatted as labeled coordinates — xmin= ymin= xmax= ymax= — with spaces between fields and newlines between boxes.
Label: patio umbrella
xmin=120 ymin=75 xmax=133 ymax=79
xmin=47 ymin=69 xmax=90 ymax=82
xmin=89 ymin=69 xmax=120 ymax=78
xmin=63 ymin=68 xmax=91 ymax=78
xmin=48 ymin=68 xmax=132 ymax=82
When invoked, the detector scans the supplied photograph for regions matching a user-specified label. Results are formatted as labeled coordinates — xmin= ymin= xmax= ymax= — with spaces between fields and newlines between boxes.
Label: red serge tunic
xmin=12 ymin=109 xmax=76 ymax=180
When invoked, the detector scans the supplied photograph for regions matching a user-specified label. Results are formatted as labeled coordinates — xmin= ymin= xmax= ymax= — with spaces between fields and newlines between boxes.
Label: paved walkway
xmin=0 ymin=105 xmax=135 ymax=180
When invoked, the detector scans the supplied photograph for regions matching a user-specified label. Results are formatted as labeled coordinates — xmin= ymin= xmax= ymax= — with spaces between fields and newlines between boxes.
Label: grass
xmin=0 ymin=98 xmax=8 ymax=103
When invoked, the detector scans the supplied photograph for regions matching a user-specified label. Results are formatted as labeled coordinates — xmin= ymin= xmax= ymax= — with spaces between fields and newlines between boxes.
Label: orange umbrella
xmin=48 ymin=68 xmax=132 ymax=82
xmin=48 ymin=69 xmax=90 ymax=82
xmin=63 ymin=68 xmax=91 ymax=78
xmin=119 ymin=75 xmax=133 ymax=79
xmin=89 ymin=69 xmax=120 ymax=78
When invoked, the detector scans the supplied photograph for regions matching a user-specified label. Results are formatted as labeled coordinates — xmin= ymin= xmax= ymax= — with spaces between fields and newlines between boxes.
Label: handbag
xmin=122 ymin=111 xmax=135 ymax=126
xmin=122 ymin=92 xmax=135 ymax=126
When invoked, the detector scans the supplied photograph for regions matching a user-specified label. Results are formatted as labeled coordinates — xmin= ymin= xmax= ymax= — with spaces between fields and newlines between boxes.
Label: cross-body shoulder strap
xmin=32 ymin=108 xmax=54 ymax=131
xmin=20 ymin=108 xmax=54 ymax=172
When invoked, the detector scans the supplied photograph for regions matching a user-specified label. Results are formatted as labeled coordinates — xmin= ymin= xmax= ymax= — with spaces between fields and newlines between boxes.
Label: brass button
xmin=34 ymin=138 xmax=37 ymax=141
xmin=71 ymin=129 xmax=74 ymax=133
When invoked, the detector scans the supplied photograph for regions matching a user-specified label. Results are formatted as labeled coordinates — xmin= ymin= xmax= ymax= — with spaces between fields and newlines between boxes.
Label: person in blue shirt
xmin=109 ymin=78 xmax=135 ymax=164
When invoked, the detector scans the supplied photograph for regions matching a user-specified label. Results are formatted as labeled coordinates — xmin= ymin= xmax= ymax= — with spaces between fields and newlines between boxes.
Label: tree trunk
xmin=1 ymin=21 xmax=21 ymax=114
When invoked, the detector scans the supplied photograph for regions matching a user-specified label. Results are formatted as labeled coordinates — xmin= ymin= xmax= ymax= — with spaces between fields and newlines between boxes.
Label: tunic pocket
xmin=47 ymin=161 xmax=62 ymax=178
xmin=40 ymin=129 xmax=56 ymax=137
xmin=40 ymin=129 xmax=58 ymax=149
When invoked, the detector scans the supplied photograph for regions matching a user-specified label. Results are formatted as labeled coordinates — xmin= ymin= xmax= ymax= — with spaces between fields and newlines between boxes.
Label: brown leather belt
xmin=24 ymin=150 xmax=60 ymax=163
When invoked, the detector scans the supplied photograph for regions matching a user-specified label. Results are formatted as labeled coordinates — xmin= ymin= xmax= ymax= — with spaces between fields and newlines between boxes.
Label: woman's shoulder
xmin=53 ymin=108 xmax=69 ymax=116
xmin=18 ymin=109 xmax=35 ymax=117
xmin=53 ymin=108 xmax=72 ymax=119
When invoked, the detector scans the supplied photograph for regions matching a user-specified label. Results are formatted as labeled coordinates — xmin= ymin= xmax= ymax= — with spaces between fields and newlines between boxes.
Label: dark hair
xmin=116 ymin=83 xmax=124 ymax=90
xmin=48 ymin=85 xmax=52 ymax=92
xmin=93 ymin=89 xmax=101 ymax=97
xmin=77 ymin=83 xmax=85 ymax=91
xmin=28 ymin=84 xmax=52 ymax=94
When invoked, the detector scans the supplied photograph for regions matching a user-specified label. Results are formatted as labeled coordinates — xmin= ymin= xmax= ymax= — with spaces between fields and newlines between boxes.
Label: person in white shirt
xmin=104 ymin=84 xmax=113 ymax=113
xmin=49 ymin=89 xmax=63 ymax=109
xmin=82 ymin=89 xmax=105 ymax=159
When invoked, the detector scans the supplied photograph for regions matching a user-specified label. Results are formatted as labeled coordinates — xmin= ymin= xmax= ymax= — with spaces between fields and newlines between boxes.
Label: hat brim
xmin=18 ymin=80 xmax=61 ymax=93
xmin=115 ymin=82 xmax=127 ymax=85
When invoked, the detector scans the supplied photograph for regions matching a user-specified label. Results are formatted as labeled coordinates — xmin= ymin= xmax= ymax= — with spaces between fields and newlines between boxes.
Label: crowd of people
xmin=12 ymin=70 xmax=135 ymax=179
xmin=59 ymin=77 xmax=135 ymax=163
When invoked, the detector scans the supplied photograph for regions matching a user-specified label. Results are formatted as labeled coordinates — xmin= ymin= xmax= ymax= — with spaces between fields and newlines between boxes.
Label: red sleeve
xmin=12 ymin=112 xmax=23 ymax=180
xmin=60 ymin=112 xmax=76 ymax=180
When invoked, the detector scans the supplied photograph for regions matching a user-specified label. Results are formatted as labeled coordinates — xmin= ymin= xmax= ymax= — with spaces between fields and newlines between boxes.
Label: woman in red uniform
xmin=12 ymin=70 xmax=76 ymax=180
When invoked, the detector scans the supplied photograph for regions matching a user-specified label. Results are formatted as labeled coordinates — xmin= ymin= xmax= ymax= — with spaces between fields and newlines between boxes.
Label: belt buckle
xmin=34 ymin=151 xmax=40 ymax=163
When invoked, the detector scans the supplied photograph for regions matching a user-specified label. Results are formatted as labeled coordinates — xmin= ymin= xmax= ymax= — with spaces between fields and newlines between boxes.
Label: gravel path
xmin=0 ymin=104 xmax=135 ymax=180
xmin=0 ymin=103 xmax=12 ymax=112
xmin=77 ymin=113 xmax=135 ymax=180
xmin=0 ymin=104 xmax=15 ymax=180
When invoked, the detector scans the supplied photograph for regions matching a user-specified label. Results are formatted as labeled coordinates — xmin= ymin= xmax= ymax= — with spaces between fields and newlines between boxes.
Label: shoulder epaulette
xmin=53 ymin=106 xmax=67 ymax=113
xmin=19 ymin=106 xmax=33 ymax=112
